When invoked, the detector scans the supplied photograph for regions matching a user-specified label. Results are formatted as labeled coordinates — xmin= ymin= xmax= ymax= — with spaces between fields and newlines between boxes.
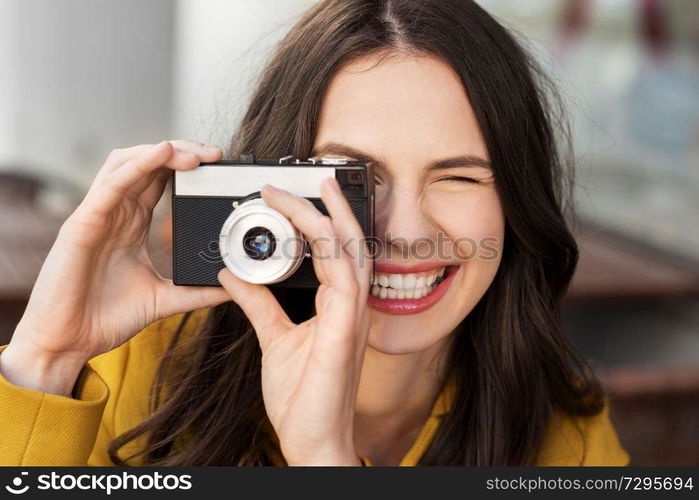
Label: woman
xmin=0 ymin=0 xmax=629 ymax=466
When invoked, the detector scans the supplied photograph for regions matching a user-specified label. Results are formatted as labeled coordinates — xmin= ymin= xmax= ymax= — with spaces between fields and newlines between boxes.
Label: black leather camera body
xmin=172 ymin=154 xmax=374 ymax=288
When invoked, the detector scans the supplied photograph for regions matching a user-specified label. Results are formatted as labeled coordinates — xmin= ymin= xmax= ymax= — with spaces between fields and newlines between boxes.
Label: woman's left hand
xmin=217 ymin=177 xmax=371 ymax=465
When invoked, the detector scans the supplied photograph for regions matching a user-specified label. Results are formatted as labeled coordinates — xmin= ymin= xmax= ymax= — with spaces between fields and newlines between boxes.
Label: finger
xmin=82 ymin=141 xmax=174 ymax=217
xmin=260 ymin=185 xmax=357 ymax=295
xmin=306 ymin=217 xmax=356 ymax=292
xmin=217 ymin=267 xmax=292 ymax=350
xmin=127 ymin=165 xmax=169 ymax=199
xmin=102 ymin=140 xmax=222 ymax=173
xmin=101 ymin=144 xmax=154 ymax=173
xmin=138 ymin=168 xmax=172 ymax=210
xmin=169 ymin=139 xmax=223 ymax=158
xmin=125 ymin=148 xmax=195 ymax=194
xmin=85 ymin=141 xmax=218 ymax=218
xmin=319 ymin=177 xmax=371 ymax=290
xmin=311 ymin=286 xmax=361 ymax=363
xmin=97 ymin=141 xmax=222 ymax=198
xmin=128 ymin=143 xmax=222 ymax=195
xmin=158 ymin=279 xmax=232 ymax=319
xmin=320 ymin=177 xmax=364 ymax=241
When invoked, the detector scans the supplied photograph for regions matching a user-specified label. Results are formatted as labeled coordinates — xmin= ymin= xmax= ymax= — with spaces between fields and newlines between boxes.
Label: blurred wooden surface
xmin=569 ymin=224 xmax=699 ymax=299
xmin=602 ymin=366 xmax=699 ymax=466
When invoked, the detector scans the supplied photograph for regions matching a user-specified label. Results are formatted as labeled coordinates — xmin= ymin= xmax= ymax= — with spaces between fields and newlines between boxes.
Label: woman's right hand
xmin=217 ymin=179 xmax=372 ymax=465
xmin=0 ymin=140 xmax=231 ymax=396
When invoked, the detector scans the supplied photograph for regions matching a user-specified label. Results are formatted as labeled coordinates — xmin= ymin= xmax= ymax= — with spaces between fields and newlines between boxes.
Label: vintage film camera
xmin=172 ymin=154 xmax=374 ymax=288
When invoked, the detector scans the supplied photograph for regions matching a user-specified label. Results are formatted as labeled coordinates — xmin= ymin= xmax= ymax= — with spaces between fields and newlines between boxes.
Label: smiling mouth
xmin=369 ymin=266 xmax=453 ymax=299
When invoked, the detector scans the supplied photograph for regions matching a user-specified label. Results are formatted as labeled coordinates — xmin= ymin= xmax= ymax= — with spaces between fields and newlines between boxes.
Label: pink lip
xmin=373 ymin=261 xmax=452 ymax=274
xmin=367 ymin=265 xmax=458 ymax=315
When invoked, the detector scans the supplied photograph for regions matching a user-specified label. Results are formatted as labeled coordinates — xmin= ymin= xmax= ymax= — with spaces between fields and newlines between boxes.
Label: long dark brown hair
xmin=109 ymin=0 xmax=604 ymax=465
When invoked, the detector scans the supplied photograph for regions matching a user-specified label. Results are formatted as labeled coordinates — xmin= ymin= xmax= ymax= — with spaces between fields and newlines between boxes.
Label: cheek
xmin=425 ymin=189 xmax=505 ymax=252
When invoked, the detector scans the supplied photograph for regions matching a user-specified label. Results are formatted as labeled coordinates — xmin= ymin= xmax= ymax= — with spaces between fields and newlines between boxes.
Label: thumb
xmin=216 ymin=268 xmax=292 ymax=350
xmin=158 ymin=279 xmax=231 ymax=317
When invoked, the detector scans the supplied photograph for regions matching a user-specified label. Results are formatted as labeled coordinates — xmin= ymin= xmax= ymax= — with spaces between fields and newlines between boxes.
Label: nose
xmin=374 ymin=182 xmax=437 ymax=260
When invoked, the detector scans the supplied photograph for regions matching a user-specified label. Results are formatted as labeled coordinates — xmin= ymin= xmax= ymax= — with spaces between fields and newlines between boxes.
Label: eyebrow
xmin=310 ymin=142 xmax=492 ymax=171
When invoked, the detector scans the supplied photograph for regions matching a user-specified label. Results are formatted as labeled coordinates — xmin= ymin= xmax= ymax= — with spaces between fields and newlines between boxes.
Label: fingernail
xmin=204 ymin=143 xmax=220 ymax=151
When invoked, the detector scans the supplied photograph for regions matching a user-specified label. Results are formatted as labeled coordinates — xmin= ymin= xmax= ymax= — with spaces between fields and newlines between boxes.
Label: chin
xmin=366 ymin=316 xmax=453 ymax=355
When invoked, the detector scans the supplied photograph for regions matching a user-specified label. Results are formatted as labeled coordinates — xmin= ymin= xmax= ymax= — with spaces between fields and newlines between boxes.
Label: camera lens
xmin=243 ymin=226 xmax=276 ymax=260
xmin=219 ymin=197 xmax=304 ymax=284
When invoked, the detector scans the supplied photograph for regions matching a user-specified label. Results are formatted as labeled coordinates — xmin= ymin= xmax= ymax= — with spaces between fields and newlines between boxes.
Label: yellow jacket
xmin=0 ymin=308 xmax=630 ymax=466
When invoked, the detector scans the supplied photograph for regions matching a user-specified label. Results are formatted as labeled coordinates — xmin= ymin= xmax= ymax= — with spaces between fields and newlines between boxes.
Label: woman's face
xmin=312 ymin=52 xmax=505 ymax=355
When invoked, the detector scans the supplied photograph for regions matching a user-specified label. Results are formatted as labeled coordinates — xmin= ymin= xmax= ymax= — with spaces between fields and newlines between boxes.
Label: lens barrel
xmin=219 ymin=198 xmax=304 ymax=284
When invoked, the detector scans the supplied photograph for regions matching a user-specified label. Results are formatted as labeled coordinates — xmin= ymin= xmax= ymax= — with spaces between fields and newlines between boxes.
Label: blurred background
xmin=0 ymin=0 xmax=697 ymax=465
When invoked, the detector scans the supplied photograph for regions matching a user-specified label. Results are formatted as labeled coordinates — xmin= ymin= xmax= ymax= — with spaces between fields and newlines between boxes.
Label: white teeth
xmin=389 ymin=274 xmax=403 ymax=289
xmin=371 ymin=284 xmax=437 ymax=300
xmin=403 ymin=274 xmax=416 ymax=289
xmin=370 ymin=267 xmax=449 ymax=300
